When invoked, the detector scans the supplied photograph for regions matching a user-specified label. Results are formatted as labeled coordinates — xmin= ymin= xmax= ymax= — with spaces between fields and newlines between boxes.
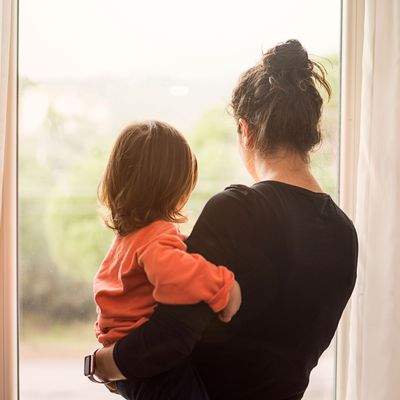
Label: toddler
xmin=92 ymin=120 xmax=241 ymax=398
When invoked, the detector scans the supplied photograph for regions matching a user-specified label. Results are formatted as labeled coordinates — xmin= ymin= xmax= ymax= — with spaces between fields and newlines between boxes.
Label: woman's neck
xmin=253 ymin=150 xmax=323 ymax=193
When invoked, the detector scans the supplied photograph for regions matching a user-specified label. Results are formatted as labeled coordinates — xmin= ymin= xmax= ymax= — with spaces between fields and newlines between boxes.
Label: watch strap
xmin=84 ymin=348 xmax=113 ymax=384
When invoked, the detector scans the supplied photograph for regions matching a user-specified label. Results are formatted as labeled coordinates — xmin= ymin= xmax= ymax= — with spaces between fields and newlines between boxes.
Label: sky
xmin=19 ymin=0 xmax=341 ymax=81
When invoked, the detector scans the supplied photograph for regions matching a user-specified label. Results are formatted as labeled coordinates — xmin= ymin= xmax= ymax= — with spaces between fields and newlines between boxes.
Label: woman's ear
xmin=238 ymin=118 xmax=252 ymax=148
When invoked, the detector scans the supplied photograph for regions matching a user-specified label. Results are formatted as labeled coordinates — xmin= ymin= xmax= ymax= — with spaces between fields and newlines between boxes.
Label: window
xmin=19 ymin=1 xmax=341 ymax=398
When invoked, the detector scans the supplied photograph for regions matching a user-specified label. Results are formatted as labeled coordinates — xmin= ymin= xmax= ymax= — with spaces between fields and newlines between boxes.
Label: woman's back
xmin=188 ymin=181 xmax=358 ymax=400
xmin=93 ymin=41 xmax=358 ymax=400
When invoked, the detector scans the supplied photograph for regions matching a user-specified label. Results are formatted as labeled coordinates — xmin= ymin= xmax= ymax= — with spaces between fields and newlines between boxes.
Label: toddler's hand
xmin=219 ymin=280 xmax=241 ymax=323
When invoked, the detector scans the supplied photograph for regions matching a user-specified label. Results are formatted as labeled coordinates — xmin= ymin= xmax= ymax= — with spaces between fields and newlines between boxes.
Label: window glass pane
xmin=19 ymin=1 xmax=341 ymax=399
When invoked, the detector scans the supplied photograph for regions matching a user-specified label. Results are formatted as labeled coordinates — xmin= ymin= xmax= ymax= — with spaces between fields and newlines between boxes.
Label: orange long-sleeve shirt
xmin=94 ymin=220 xmax=234 ymax=346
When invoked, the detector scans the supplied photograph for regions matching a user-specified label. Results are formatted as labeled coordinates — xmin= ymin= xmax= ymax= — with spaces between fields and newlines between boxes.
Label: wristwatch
xmin=84 ymin=348 xmax=112 ymax=384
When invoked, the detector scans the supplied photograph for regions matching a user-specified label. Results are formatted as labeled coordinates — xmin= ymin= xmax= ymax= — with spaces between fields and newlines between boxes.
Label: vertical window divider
xmin=0 ymin=0 xmax=18 ymax=398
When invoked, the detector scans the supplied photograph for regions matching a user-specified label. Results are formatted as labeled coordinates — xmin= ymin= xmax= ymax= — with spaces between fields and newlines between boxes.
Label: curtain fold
xmin=336 ymin=0 xmax=364 ymax=398
xmin=0 ymin=0 xmax=17 ymax=399
xmin=339 ymin=0 xmax=400 ymax=399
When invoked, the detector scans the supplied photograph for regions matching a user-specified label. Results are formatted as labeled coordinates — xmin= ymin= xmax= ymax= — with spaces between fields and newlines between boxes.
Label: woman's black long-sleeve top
xmin=113 ymin=181 xmax=358 ymax=400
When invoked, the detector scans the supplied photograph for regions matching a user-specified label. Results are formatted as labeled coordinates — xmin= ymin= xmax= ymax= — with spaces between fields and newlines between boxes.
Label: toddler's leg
xmin=115 ymin=360 xmax=209 ymax=400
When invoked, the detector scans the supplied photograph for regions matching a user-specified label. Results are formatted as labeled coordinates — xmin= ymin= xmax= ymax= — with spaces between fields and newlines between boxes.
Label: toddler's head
xmin=98 ymin=120 xmax=198 ymax=236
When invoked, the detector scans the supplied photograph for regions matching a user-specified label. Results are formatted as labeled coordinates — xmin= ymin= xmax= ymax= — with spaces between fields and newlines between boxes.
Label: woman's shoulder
xmin=199 ymin=183 xmax=273 ymax=229
xmin=225 ymin=183 xmax=251 ymax=195
xmin=204 ymin=182 xmax=277 ymax=211
xmin=201 ymin=184 xmax=251 ymax=214
xmin=208 ymin=183 xmax=255 ymax=203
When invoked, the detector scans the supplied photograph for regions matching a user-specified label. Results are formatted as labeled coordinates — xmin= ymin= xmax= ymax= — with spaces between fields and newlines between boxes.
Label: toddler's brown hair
xmin=98 ymin=120 xmax=198 ymax=236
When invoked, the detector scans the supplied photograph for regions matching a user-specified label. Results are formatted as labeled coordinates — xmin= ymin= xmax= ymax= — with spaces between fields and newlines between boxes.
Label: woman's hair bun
xmin=262 ymin=39 xmax=311 ymax=77
xmin=230 ymin=38 xmax=332 ymax=158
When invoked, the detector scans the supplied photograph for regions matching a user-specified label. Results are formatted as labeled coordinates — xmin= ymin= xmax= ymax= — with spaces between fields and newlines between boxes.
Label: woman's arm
xmin=95 ymin=189 xmax=246 ymax=380
xmin=94 ymin=302 xmax=214 ymax=380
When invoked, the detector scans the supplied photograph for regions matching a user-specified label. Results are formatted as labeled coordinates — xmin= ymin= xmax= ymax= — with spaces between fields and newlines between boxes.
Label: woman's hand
xmin=94 ymin=343 xmax=127 ymax=381
xmin=219 ymin=279 xmax=242 ymax=323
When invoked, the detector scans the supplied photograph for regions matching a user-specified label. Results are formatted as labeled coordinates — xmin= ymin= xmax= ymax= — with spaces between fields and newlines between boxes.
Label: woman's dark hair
xmin=230 ymin=39 xmax=331 ymax=158
xmin=98 ymin=120 xmax=198 ymax=236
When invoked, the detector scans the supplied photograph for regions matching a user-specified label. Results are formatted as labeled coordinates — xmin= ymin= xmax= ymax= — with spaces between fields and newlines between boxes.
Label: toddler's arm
xmin=138 ymin=221 xmax=236 ymax=314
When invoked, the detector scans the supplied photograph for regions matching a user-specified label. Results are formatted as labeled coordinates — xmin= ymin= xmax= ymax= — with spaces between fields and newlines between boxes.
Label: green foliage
xmin=19 ymin=150 xmax=55 ymax=287
xmin=19 ymin=102 xmax=114 ymax=324
xmin=45 ymin=146 xmax=114 ymax=282
xmin=191 ymin=108 xmax=242 ymax=181
xmin=191 ymin=107 xmax=236 ymax=147
xmin=315 ymin=53 xmax=340 ymax=108
xmin=310 ymin=147 xmax=338 ymax=199
xmin=19 ymin=152 xmax=95 ymax=323
xmin=310 ymin=53 xmax=340 ymax=199
xmin=182 ymin=107 xmax=249 ymax=233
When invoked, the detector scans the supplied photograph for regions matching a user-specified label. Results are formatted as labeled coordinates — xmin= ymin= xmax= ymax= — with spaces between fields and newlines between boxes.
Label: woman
xmin=90 ymin=39 xmax=358 ymax=399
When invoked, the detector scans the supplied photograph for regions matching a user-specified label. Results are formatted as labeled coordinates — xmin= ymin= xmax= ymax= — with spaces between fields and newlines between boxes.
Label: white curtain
xmin=339 ymin=0 xmax=400 ymax=399
xmin=0 ymin=0 xmax=17 ymax=399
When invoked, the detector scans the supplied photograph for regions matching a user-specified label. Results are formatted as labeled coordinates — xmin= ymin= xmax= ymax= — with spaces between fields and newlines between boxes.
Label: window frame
xmin=1 ymin=0 xmax=365 ymax=398
xmin=0 ymin=0 xmax=18 ymax=399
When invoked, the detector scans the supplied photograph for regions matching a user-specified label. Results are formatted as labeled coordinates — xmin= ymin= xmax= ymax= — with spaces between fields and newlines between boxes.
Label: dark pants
xmin=115 ymin=360 xmax=210 ymax=400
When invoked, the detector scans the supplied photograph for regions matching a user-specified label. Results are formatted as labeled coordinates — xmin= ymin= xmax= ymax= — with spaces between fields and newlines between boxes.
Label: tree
xmin=19 ymin=151 xmax=96 ymax=324
xmin=45 ymin=146 xmax=114 ymax=282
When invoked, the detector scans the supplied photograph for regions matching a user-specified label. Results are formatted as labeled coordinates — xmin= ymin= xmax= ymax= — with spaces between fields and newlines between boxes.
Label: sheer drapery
xmin=0 ymin=0 xmax=17 ymax=399
xmin=339 ymin=0 xmax=400 ymax=399
xmin=336 ymin=1 xmax=364 ymax=398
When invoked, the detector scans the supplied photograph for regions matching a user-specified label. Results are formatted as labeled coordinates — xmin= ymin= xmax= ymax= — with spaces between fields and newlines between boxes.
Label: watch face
xmin=84 ymin=355 xmax=93 ymax=376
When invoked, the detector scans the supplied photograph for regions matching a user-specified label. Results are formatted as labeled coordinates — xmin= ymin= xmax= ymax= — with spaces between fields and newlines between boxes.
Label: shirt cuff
xmin=207 ymin=270 xmax=234 ymax=312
